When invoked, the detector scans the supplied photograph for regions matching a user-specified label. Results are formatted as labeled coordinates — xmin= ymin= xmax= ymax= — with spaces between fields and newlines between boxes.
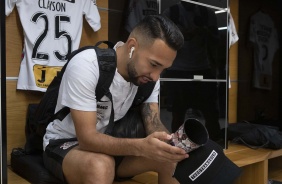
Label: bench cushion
xmin=11 ymin=149 xmax=61 ymax=184
xmin=11 ymin=148 xmax=158 ymax=184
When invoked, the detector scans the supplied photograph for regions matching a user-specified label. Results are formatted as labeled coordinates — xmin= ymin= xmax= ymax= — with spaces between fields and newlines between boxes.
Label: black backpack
xmin=24 ymin=41 xmax=156 ymax=154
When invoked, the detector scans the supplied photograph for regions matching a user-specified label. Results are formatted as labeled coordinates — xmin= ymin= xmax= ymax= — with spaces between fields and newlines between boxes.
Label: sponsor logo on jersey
xmin=97 ymin=104 xmax=109 ymax=110
xmin=33 ymin=64 xmax=62 ymax=88
xmin=189 ymin=150 xmax=218 ymax=181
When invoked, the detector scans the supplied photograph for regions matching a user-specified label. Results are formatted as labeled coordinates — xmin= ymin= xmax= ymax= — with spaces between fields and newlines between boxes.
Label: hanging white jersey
xmin=229 ymin=14 xmax=239 ymax=48
xmin=125 ymin=0 xmax=158 ymax=33
xmin=229 ymin=14 xmax=239 ymax=89
xmin=6 ymin=0 xmax=101 ymax=92
xmin=249 ymin=11 xmax=279 ymax=90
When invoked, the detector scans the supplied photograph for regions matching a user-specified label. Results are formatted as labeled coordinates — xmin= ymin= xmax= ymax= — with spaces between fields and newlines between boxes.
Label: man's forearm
xmin=141 ymin=103 xmax=169 ymax=134
xmin=79 ymin=132 xmax=144 ymax=156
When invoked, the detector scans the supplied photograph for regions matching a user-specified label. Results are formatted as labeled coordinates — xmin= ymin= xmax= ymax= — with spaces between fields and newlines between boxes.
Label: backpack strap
xmin=94 ymin=41 xmax=117 ymax=101
xmin=132 ymin=81 xmax=156 ymax=108
xmin=49 ymin=45 xmax=97 ymax=122
xmin=94 ymin=41 xmax=117 ymax=135
xmin=51 ymin=41 xmax=116 ymax=122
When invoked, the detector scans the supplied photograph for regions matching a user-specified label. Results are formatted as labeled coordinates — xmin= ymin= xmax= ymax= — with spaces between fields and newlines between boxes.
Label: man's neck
xmin=116 ymin=44 xmax=130 ymax=82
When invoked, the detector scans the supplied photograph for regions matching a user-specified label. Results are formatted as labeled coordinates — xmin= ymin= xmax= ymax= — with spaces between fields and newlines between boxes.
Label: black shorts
xmin=43 ymin=138 xmax=126 ymax=183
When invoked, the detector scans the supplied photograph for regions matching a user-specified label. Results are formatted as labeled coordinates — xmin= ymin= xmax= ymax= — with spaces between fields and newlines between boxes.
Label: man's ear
xmin=127 ymin=37 xmax=138 ymax=52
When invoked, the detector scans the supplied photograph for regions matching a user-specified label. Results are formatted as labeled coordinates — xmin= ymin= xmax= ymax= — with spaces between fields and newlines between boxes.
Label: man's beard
xmin=127 ymin=60 xmax=141 ymax=86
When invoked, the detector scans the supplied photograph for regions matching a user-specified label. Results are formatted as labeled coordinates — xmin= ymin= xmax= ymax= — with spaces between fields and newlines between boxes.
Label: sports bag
xmin=227 ymin=121 xmax=282 ymax=150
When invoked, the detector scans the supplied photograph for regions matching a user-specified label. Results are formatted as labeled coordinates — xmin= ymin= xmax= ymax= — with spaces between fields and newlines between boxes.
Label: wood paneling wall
xmin=229 ymin=0 xmax=239 ymax=123
xmin=5 ymin=0 xmax=109 ymax=164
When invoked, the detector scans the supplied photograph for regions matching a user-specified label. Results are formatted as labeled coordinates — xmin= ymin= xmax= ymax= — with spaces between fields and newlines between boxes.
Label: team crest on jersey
xmin=33 ymin=64 xmax=63 ymax=88
xmin=62 ymin=0 xmax=75 ymax=3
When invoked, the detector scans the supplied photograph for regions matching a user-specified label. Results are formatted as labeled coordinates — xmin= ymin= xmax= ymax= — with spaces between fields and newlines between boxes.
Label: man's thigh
xmin=43 ymin=138 xmax=79 ymax=183
xmin=44 ymin=139 xmax=116 ymax=183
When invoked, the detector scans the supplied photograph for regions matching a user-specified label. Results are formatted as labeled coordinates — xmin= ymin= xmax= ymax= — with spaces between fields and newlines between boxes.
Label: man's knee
xmin=88 ymin=154 xmax=115 ymax=172
xmin=83 ymin=154 xmax=115 ymax=179
xmin=63 ymin=151 xmax=116 ymax=184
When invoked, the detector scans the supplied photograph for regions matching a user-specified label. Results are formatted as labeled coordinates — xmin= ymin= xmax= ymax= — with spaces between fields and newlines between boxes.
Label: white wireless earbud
xmin=129 ymin=47 xmax=135 ymax=59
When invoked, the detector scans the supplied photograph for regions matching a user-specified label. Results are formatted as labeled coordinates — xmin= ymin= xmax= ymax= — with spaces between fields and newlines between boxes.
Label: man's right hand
xmin=138 ymin=132 xmax=189 ymax=163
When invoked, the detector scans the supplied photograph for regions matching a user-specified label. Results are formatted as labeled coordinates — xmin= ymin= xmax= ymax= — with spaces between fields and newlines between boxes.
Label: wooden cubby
xmin=225 ymin=143 xmax=282 ymax=184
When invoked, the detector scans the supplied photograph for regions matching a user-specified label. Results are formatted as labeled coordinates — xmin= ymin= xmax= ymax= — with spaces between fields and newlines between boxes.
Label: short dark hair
xmin=130 ymin=15 xmax=184 ymax=51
